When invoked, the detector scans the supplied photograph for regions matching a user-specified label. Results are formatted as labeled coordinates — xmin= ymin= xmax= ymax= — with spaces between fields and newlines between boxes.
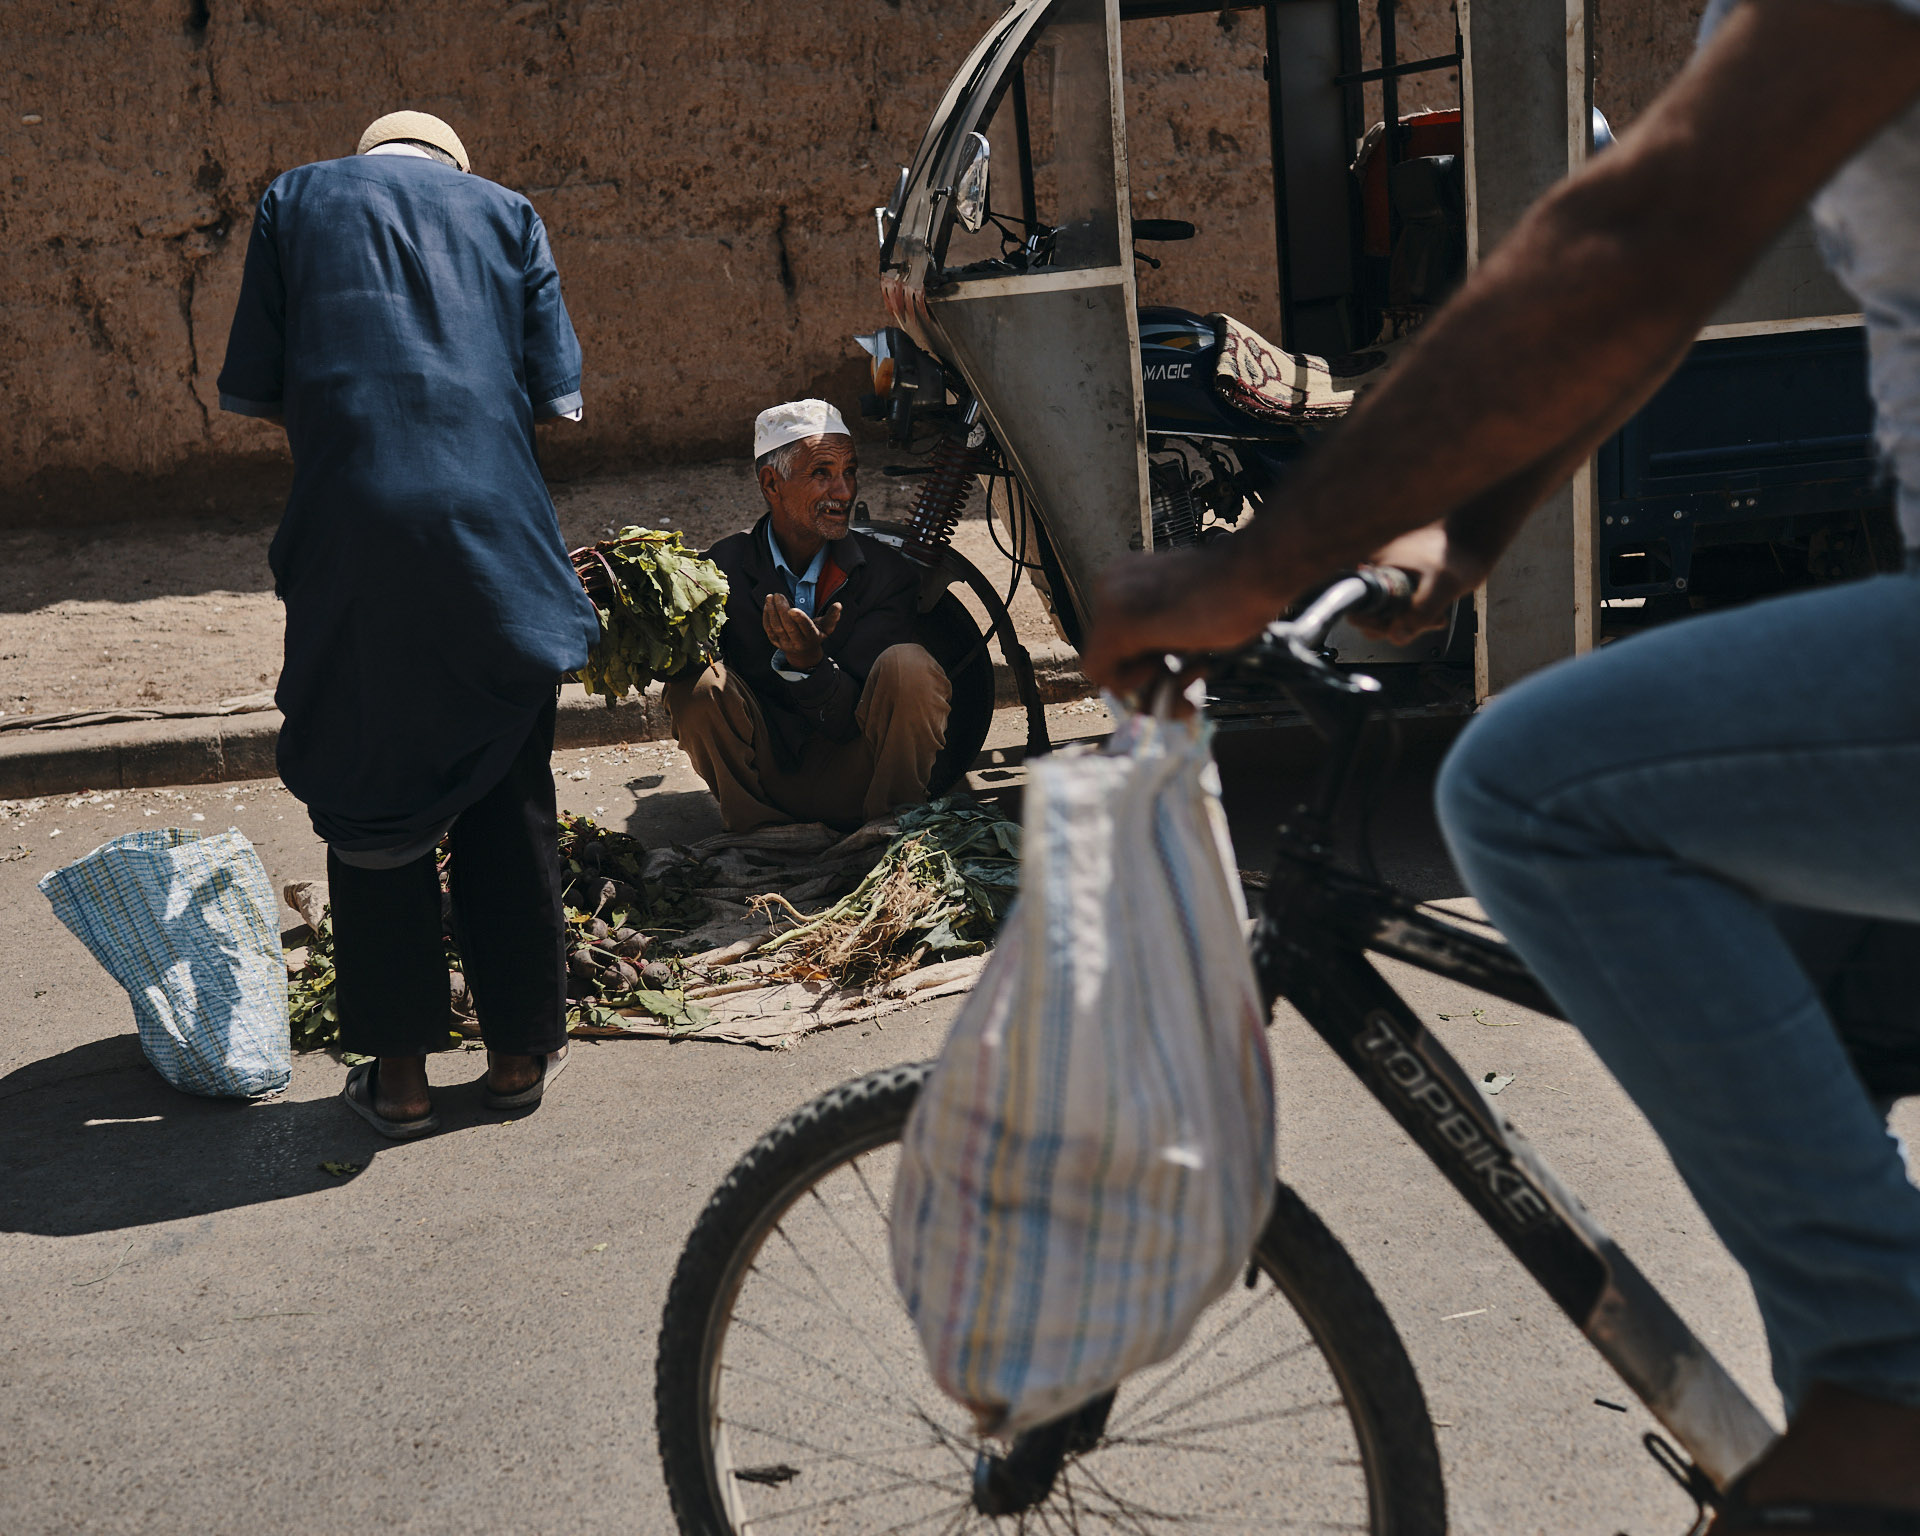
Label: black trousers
xmin=329 ymin=698 xmax=567 ymax=1058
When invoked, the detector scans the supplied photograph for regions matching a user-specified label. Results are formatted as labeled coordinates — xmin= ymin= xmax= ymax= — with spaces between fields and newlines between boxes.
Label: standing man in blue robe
xmin=217 ymin=111 xmax=598 ymax=1138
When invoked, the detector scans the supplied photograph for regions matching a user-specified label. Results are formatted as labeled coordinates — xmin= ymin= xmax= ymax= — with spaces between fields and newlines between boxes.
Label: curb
xmin=0 ymin=646 xmax=1094 ymax=799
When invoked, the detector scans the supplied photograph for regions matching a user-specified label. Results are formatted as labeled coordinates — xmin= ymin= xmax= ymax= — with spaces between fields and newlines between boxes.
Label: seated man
xmin=668 ymin=399 xmax=950 ymax=830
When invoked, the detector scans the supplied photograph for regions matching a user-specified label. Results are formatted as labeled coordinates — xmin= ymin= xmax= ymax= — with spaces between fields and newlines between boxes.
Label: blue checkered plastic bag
xmin=40 ymin=827 xmax=292 ymax=1098
xmin=891 ymin=695 xmax=1275 ymax=1435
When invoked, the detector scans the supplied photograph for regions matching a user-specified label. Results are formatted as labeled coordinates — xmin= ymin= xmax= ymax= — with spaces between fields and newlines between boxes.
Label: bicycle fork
xmin=1255 ymin=918 xmax=1778 ymax=1504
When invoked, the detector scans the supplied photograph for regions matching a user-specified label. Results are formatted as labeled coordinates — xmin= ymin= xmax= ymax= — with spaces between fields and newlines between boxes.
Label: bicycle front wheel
xmin=656 ymin=1062 xmax=1445 ymax=1534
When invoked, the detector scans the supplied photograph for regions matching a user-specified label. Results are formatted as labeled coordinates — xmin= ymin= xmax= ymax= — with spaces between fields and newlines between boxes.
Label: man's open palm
xmin=763 ymin=593 xmax=841 ymax=671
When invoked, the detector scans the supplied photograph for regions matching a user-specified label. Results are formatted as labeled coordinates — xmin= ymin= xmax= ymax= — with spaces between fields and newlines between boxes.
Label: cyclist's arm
xmin=1354 ymin=327 xmax=1701 ymax=643
xmin=1085 ymin=0 xmax=1920 ymax=687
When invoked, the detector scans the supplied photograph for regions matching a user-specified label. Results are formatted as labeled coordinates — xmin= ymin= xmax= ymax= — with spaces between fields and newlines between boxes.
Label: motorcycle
xmin=859 ymin=0 xmax=1895 ymax=775
xmin=850 ymin=0 xmax=1471 ymax=772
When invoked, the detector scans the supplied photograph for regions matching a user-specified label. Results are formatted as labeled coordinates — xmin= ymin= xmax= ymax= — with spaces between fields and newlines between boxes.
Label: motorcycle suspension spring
xmin=902 ymin=436 xmax=983 ymax=566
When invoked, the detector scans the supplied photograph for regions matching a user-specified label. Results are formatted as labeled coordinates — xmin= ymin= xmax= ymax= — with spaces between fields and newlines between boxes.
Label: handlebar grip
xmin=1355 ymin=564 xmax=1416 ymax=612
xmin=1182 ymin=566 xmax=1421 ymax=684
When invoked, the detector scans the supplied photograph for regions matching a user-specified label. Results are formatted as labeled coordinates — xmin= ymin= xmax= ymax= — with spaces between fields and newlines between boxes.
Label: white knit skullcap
xmin=754 ymin=399 xmax=850 ymax=460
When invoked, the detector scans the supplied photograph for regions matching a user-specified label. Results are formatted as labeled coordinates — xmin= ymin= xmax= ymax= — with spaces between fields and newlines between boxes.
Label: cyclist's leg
xmin=1435 ymin=569 xmax=1920 ymax=1415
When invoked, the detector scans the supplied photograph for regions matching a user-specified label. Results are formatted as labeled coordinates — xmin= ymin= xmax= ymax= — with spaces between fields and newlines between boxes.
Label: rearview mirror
xmin=954 ymin=133 xmax=991 ymax=234
xmin=874 ymin=164 xmax=909 ymax=255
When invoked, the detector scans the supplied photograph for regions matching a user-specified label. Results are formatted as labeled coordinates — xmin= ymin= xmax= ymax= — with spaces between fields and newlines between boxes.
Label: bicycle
xmin=654 ymin=570 xmax=1776 ymax=1535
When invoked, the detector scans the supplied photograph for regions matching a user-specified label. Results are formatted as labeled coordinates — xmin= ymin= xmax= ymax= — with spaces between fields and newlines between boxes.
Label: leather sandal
xmin=481 ymin=1045 xmax=570 ymax=1111
xmin=341 ymin=1059 xmax=441 ymax=1140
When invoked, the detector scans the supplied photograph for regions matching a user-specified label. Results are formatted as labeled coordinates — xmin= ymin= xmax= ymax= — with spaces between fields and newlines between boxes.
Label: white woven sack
xmin=40 ymin=827 xmax=292 ymax=1098
xmin=891 ymin=698 xmax=1275 ymax=1435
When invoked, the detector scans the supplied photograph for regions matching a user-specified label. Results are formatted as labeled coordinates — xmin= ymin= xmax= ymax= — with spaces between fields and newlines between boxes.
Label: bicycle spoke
xmin=719 ymin=1318 xmax=976 ymax=1479
xmin=1108 ymin=1396 xmax=1348 ymax=1447
xmin=1057 ymin=1462 xmax=1087 ymax=1534
xmin=802 ymin=1158 xmax=900 ymax=1301
xmin=719 ymin=1415 xmax=961 ymax=1496
xmin=1060 ymin=1465 xmax=1161 ymax=1536
xmin=725 ymin=1471 xmax=962 ymax=1528
xmin=1119 ymin=1340 xmax=1318 ymax=1436
xmin=1108 ymin=1286 xmax=1283 ymax=1424
xmin=737 ymin=1251 xmax=899 ymax=1340
xmin=1067 ymin=1461 xmax=1367 ymax=1531
xmin=768 ymin=1217 xmax=935 ymax=1421
xmin=867 ymin=1492 xmax=989 ymax=1536
xmin=721 ymin=1361 xmax=947 ymax=1439
xmin=724 ymin=1313 xmax=918 ymax=1421
xmin=863 ymin=1503 xmax=972 ymax=1536
xmin=851 ymin=1155 xmax=893 ymax=1226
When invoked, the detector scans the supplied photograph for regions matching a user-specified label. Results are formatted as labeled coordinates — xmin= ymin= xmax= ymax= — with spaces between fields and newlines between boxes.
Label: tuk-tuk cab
xmin=857 ymin=0 xmax=1893 ymax=758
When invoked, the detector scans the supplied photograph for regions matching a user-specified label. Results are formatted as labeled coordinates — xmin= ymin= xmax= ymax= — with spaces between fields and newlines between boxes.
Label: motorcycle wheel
xmin=915 ymin=591 xmax=994 ymax=797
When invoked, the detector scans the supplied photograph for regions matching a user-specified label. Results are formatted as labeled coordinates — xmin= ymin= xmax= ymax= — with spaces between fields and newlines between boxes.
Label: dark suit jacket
xmin=703 ymin=516 xmax=925 ymax=768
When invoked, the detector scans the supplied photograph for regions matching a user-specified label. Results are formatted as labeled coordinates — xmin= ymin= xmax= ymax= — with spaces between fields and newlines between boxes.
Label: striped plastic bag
xmin=891 ymin=695 xmax=1275 ymax=1435
xmin=40 ymin=827 xmax=292 ymax=1098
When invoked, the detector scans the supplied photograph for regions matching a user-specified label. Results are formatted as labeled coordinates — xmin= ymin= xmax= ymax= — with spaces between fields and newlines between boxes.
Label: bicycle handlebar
xmin=1286 ymin=567 xmax=1413 ymax=651
xmin=1203 ymin=566 xmax=1415 ymax=700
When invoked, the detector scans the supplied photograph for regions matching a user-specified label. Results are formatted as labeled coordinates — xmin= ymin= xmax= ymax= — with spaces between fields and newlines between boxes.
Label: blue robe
xmin=216 ymin=155 xmax=599 ymax=855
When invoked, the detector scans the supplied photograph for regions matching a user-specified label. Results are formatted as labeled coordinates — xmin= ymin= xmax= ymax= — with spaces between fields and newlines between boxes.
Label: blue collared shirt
xmin=767 ymin=525 xmax=829 ymax=677
xmin=767 ymin=523 xmax=828 ymax=616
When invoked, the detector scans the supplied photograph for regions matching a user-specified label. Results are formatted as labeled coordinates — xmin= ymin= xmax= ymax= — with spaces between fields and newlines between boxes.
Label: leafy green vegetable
xmin=571 ymin=528 xmax=729 ymax=706
xmin=570 ymin=991 xmax=714 ymax=1037
xmin=286 ymin=813 xmax=714 ymax=1052
xmin=761 ymin=798 xmax=1020 ymax=987
xmin=287 ymin=916 xmax=340 ymax=1053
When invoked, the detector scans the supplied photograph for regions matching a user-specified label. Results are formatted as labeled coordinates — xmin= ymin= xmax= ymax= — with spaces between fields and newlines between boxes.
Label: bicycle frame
xmin=1242 ymin=592 xmax=1778 ymax=1500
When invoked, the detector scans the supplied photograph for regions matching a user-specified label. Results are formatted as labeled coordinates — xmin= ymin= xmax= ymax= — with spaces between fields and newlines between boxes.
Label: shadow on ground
xmin=0 ymin=517 xmax=281 ymax=613
xmin=0 ymin=1035 xmax=393 ymax=1236
xmin=616 ymin=786 xmax=724 ymax=847
xmin=0 ymin=1036 xmax=580 ymax=1236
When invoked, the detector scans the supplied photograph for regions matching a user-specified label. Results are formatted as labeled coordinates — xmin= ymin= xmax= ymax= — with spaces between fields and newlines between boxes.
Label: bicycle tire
xmin=656 ymin=1062 xmax=1446 ymax=1534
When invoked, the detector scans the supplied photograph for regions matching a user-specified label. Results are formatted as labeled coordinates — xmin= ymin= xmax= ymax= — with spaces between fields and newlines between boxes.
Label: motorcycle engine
xmin=1148 ymin=442 xmax=1248 ymax=550
xmin=1149 ymin=460 xmax=1202 ymax=550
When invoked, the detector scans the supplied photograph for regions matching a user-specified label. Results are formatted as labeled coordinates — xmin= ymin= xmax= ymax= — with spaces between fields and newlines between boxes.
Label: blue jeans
xmin=1436 ymin=569 xmax=1920 ymax=1412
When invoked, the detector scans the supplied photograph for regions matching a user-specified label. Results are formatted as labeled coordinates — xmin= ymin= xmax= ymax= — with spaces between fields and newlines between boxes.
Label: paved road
xmin=4 ymin=709 xmax=1908 ymax=1534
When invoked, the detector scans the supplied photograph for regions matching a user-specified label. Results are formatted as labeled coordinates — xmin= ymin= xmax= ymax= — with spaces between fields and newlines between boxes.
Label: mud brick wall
xmin=0 ymin=0 xmax=1700 ymax=527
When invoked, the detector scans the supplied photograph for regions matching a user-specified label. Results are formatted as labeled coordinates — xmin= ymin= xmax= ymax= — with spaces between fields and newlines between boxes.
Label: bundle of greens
xmin=760 ymin=798 xmax=1021 ymax=988
xmin=556 ymin=811 xmax=715 ymax=1035
xmin=556 ymin=810 xmax=708 ymax=941
xmin=571 ymin=528 xmax=729 ymax=705
xmin=286 ymin=912 xmax=341 ymax=1053
xmin=284 ymin=813 xmax=715 ymax=1052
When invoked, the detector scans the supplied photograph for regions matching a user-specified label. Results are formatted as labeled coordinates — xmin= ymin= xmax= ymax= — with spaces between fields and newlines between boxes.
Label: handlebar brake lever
xmin=1246 ymin=626 xmax=1382 ymax=697
xmin=1170 ymin=566 xmax=1412 ymax=698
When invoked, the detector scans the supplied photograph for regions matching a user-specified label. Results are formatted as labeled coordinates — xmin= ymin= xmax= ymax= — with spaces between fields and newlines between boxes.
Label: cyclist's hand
xmin=1083 ymin=545 xmax=1284 ymax=694
xmin=1350 ymin=524 xmax=1488 ymax=645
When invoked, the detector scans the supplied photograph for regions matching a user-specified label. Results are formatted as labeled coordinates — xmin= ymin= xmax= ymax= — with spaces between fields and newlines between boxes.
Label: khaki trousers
xmin=666 ymin=644 xmax=951 ymax=831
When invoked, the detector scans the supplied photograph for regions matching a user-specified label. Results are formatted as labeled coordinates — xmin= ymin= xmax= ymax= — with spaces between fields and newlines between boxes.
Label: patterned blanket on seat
xmin=1212 ymin=313 xmax=1355 ymax=423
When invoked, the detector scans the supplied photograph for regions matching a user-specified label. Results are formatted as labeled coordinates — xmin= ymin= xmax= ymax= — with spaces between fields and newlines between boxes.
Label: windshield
xmin=899 ymin=2 xmax=1041 ymax=214
xmin=883 ymin=0 xmax=1053 ymax=310
xmin=1018 ymin=0 xmax=1122 ymax=271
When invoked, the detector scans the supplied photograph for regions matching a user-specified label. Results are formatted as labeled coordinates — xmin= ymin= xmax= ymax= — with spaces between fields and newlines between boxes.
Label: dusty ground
xmin=0 ymin=461 xmax=1062 ymax=722
xmin=0 ymin=723 xmax=1809 ymax=1536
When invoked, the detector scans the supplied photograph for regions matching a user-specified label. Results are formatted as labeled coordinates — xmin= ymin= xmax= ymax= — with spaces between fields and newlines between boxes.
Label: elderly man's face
xmin=761 ymin=435 xmax=857 ymax=555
